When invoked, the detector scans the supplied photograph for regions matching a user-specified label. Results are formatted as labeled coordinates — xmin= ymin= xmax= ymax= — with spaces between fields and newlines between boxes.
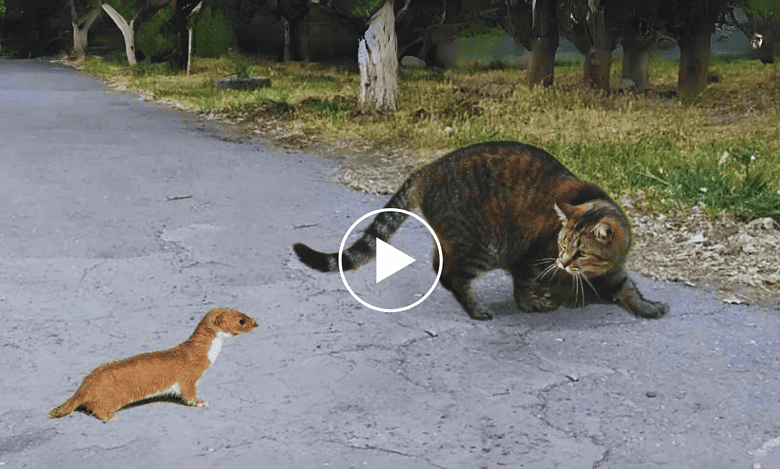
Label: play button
xmin=338 ymin=208 xmax=443 ymax=313
xmin=376 ymin=238 xmax=415 ymax=283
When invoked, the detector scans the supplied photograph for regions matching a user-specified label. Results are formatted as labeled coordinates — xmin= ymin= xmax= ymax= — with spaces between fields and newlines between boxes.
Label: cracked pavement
xmin=2 ymin=58 xmax=780 ymax=469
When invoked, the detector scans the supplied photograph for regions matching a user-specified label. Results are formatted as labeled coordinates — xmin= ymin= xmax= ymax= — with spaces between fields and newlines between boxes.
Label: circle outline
xmin=338 ymin=208 xmax=443 ymax=313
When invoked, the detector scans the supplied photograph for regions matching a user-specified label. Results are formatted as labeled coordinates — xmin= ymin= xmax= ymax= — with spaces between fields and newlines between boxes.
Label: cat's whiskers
xmin=569 ymin=271 xmax=601 ymax=307
xmin=534 ymin=261 xmax=559 ymax=284
xmin=581 ymin=274 xmax=601 ymax=301
xmin=572 ymin=272 xmax=584 ymax=307
xmin=530 ymin=257 xmax=556 ymax=266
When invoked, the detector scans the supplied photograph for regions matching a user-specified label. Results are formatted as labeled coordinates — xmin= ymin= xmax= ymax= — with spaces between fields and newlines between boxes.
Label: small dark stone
xmin=646 ymin=391 xmax=657 ymax=398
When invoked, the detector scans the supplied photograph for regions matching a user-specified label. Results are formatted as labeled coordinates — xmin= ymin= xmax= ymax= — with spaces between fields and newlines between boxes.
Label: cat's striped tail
xmin=293 ymin=176 xmax=419 ymax=273
xmin=48 ymin=396 xmax=79 ymax=419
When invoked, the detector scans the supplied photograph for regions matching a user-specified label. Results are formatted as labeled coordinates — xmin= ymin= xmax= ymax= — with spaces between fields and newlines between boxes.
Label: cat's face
xmin=554 ymin=202 xmax=630 ymax=278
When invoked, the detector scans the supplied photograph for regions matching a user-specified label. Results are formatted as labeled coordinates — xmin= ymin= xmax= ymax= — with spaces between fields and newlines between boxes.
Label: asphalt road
xmin=1 ymin=58 xmax=779 ymax=469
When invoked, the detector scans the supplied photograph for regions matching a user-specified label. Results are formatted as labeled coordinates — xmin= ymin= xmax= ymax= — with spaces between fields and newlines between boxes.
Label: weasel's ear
xmin=592 ymin=222 xmax=614 ymax=243
xmin=213 ymin=311 xmax=226 ymax=329
xmin=554 ymin=203 xmax=573 ymax=227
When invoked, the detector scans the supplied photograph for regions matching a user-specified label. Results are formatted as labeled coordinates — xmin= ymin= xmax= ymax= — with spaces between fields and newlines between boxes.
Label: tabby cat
xmin=293 ymin=141 xmax=667 ymax=320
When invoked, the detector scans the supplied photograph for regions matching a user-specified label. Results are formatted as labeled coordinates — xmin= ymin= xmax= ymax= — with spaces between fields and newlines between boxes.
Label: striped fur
xmin=294 ymin=141 xmax=667 ymax=320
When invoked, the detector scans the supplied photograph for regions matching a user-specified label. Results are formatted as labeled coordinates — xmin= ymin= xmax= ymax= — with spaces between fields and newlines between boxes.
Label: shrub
xmin=195 ymin=6 xmax=234 ymax=58
xmin=138 ymin=6 xmax=174 ymax=60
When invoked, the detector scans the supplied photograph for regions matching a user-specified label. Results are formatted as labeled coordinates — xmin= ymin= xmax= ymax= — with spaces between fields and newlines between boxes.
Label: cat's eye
xmin=239 ymin=319 xmax=246 ymax=325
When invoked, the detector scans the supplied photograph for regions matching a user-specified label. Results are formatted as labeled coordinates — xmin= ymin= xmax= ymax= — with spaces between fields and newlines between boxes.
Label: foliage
xmin=626 ymin=148 xmax=780 ymax=220
xmin=350 ymin=0 xmax=384 ymax=18
xmin=0 ymin=0 xmax=4 ymax=54
xmin=228 ymin=49 xmax=249 ymax=78
xmin=195 ymin=6 xmax=234 ymax=58
xmin=138 ymin=5 xmax=174 ymax=60
xmin=103 ymin=0 xmax=137 ymax=22
xmin=744 ymin=0 xmax=780 ymax=22
xmin=452 ymin=25 xmax=506 ymax=41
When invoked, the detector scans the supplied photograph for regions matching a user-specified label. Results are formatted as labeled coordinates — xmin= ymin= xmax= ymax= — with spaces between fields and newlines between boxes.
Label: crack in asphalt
xmin=330 ymin=440 xmax=450 ymax=469
xmin=592 ymin=448 xmax=611 ymax=468
xmin=531 ymin=371 xmax=613 ymax=468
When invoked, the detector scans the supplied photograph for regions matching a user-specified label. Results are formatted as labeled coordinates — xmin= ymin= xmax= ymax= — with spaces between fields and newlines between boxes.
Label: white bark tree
xmin=101 ymin=2 xmax=138 ymax=64
xmin=357 ymin=0 xmax=398 ymax=112
xmin=68 ymin=0 xmax=103 ymax=58
xmin=101 ymin=0 xmax=171 ymax=65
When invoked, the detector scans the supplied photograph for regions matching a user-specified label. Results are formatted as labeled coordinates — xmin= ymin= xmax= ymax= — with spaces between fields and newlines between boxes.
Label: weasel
xmin=48 ymin=307 xmax=258 ymax=422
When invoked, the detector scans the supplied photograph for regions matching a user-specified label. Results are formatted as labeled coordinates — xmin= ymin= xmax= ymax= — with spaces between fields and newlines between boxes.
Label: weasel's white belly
xmin=143 ymin=382 xmax=182 ymax=400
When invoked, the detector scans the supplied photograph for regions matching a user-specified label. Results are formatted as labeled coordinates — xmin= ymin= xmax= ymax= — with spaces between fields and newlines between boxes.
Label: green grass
xmin=78 ymin=53 xmax=780 ymax=220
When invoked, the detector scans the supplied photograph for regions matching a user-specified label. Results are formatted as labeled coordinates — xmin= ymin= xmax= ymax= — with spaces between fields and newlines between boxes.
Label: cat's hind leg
xmin=440 ymin=272 xmax=492 ymax=320
xmin=433 ymin=237 xmax=493 ymax=320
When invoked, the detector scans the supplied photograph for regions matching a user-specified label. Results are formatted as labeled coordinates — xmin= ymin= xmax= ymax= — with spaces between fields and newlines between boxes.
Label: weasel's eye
xmin=239 ymin=319 xmax=245 ymax=325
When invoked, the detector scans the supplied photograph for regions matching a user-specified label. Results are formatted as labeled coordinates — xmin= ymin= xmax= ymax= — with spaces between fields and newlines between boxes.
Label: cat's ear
xmin=553 ymin=202 xmax=574 ymax=226
xmin=592 ymin=222 xmax=613 ymax=243
xmin=554 ymin=203 xmax=573 ymax=227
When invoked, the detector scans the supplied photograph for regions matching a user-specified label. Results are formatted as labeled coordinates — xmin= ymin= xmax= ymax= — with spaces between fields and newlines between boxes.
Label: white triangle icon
xmin=376 ymin=238 xmax=415 ymax=283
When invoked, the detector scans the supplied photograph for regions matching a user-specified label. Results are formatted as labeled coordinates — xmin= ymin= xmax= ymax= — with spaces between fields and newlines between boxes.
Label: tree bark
xmin=169 ymin=0 xmax=201 ymax=71
xmin=621 ymin=32 xmax=652 ymax=90
xmin=283 ymin=17 xmax=291 ymax=61
xmin=677 ymin=28 xmax=711 ymax=96
xmin=358 ymin=0 xmax=398 ymax=113
xmin=528 ymin=0 xmax=558 ymax=88
xmin=101 ymin=3 xmax=137 ymax=64
xmin=69 ymin=0 xmax=103 ymax=58
xmin=500 ymin=0 xmax=532 ymax=51
xmin=582 ymin=1 xmax=611 ymax=91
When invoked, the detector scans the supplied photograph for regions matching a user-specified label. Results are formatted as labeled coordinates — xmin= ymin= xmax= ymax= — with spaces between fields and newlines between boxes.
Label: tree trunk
xmin=69 ymin=0 xmax=103 ymax=58
xmin=169 ymin=1 xmax=201 ymax=71
xmin=582 ymin=2 xmax=611 ymax=91
xmin=621 ymin=32 xmax=652 ymax=90
xmin=582 ymin=49 xmax=611 ymax=91
xmin=528 ymin=35 xmax=558 ymax=87
xmin=101 ymin=3 xmax=136 ymax=64
xmin=283 ymin=17 xmax=292 ymax=61
xmin=756 ymin=42 xmax=777 ymax=64
xmin=499 ymin=0 xmax=532 ymax=51
xmin=677 ymin=28 xmax=711 ymax=96
xmin=358 ymin=1 xmax=398 ymax=113
xmin=528 ymin=0 xmax=558 ymax=88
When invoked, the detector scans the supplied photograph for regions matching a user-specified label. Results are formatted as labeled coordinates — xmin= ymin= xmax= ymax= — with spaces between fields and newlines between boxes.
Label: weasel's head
xmin=209 ymin=308 xmax=258 ymax=336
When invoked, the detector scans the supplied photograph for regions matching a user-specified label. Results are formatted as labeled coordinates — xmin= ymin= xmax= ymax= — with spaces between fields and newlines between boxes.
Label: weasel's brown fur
xmin=48 ymin=308 xmax=258 ymax=422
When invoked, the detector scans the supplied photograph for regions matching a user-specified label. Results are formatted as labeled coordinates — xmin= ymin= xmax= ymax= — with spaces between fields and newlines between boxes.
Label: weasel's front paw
xmin=184 ymin=398 xmax=209 ymax=407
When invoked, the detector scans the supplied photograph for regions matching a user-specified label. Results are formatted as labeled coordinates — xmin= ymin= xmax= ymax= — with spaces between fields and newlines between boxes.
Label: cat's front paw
xmin=615 ymin=279 xmax=668 ymax=319
xmin=516 ymin=285 xmax=559 ymax=313
xmin=530 ymin=293 xmax=559 ymax=312
xmin=633 ymin=299 xmax=668 ymax=319
xmin=468 ymin=309 xmax=493 ymax=321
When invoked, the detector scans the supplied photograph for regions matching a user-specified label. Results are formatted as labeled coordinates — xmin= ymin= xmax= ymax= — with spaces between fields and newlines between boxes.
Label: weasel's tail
xmin=48 ymin=396 xmax=79 ymax=419
xmin=293 ymin=176 xmax=420 ymax=273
